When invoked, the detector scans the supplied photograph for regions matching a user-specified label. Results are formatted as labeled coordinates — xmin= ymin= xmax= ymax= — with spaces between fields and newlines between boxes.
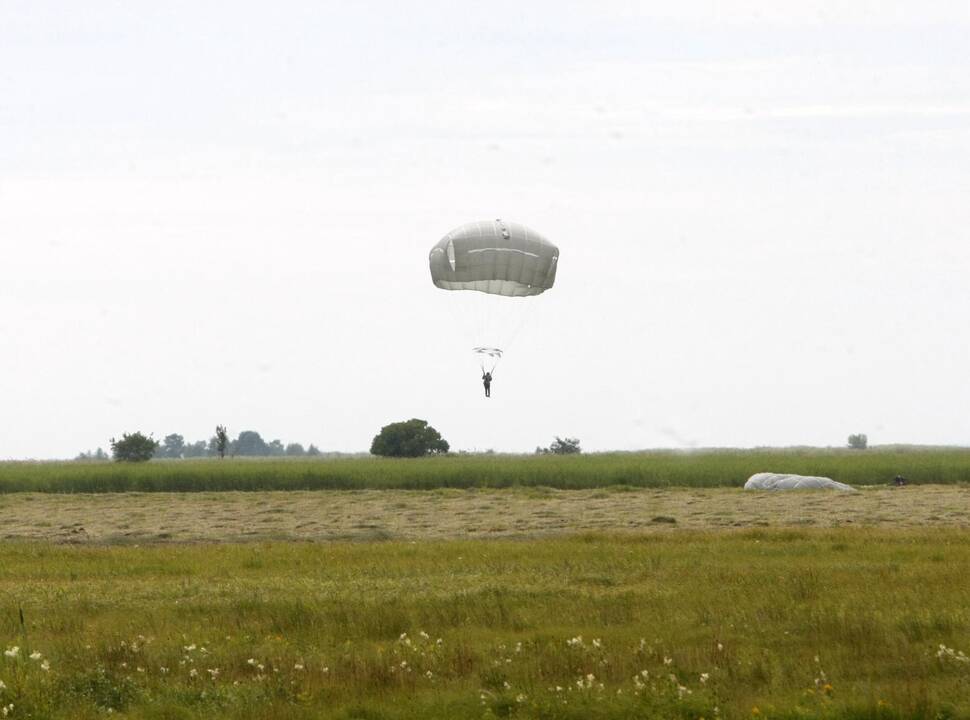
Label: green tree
xmin=234 ymin=430 xmax=269 ymax=456
xmin=110 ymin=432 xmax=159 ymax=462
xmin=183 ymin=440 xmax=208 ymax=458
xmin=370 ymin=419 xmax=449 ymax=458
xmin=306 ymin=444 xmax=322 ymax=457
xmin=157 ymin=433 xmax=185 ymax=459
xmin=285 ymin=443 xmax=306 ymax=456
xmin=547 ymin=436 xmax=581 ymax=455
xmin=214 ymin=425 xmax=229 ymax=459
xmin=75 ymin=448 xmax=108 ymax=461
xmin=847 ymin=433 xmax=868 ymax=450
xmin=267 ymin=439 xmax=285 ymax=456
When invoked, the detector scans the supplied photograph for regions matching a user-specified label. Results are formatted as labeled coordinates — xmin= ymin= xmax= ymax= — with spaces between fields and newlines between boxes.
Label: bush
xmin=536 ymin=437 xmax=581 ymax=455
xmin=848 ymin=433 xmax=868 ymax=450
xmin=370 ymin=419 xmax=449 ymax=458
xmin=110 ymin=432 xmax=159 ymax=462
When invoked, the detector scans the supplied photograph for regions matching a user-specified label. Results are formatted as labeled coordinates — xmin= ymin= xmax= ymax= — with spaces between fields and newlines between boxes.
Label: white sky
xmin=2 ymin=1 xmax=969 ymax=458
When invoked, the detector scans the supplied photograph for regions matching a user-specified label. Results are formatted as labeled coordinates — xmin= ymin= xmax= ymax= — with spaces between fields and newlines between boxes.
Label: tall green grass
xmin=2 ymin=530 xmax=970 ymax=718
xmin=2 ymin=447 xmax=970 ymax=493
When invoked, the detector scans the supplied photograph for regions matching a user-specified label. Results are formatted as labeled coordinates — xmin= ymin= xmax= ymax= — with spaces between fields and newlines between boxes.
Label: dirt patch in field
xmin=0 ymin=486 xmax=967 ymax=544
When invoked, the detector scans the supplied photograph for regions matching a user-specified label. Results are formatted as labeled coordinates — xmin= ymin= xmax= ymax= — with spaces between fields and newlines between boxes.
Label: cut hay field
xmin=2 ymin=530 xmax=970 ymax=719
xmin=1 ymin=485 xmax=969 ymax=544
xmin=3 ymin=447 xmax=970 ymax=493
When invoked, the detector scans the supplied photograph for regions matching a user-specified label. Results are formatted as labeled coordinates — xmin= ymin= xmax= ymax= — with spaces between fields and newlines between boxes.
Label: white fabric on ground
xmin=744 ymin=472 xmax=855 ymax=491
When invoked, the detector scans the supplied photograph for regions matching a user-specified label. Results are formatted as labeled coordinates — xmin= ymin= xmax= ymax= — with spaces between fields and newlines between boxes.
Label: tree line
xmin=77 ymin=428 xmax=322 ymax=461
xmin=80 ymin=419 xmax=581 ymax=462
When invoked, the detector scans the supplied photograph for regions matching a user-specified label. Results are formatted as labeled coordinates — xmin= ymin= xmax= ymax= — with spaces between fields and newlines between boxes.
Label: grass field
xmin=2 ymin=485 xmax=969 ymax=543
xmin=2 ymin=530 xmax=970 ymax=719
xmin=3 ymin=447 xmax=970 ymax=493
xmin=3 ymin=451 xmax=969 ymax=718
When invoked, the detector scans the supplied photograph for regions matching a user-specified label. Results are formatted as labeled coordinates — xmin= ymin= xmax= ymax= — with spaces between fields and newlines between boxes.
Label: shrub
xmin=110 ymin=432 xmax=159 ymax=462
xmin=370 ymin=419 xmax=449 ymax=458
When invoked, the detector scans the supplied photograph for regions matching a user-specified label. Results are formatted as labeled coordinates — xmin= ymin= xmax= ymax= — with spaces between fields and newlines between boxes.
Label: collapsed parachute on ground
xmin=744 ymin=473 xmax=855 ymax=491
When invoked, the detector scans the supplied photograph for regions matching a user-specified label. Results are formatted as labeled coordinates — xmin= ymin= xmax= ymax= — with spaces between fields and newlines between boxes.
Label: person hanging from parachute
xmin=429 ymin=219 xmax=559 ymax=397
xmin=473 ymin=347 xmax=501 ymax=398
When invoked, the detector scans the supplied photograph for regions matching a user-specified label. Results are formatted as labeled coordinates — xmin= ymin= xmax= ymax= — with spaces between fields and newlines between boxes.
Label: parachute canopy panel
xmin=744 ymin=473 xmax=855 ymax=491
xmin=429 ymin=219 xmax=558 ymax=297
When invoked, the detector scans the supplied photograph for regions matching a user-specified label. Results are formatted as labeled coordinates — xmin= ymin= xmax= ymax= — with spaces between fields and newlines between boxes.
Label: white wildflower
xmin=184 ymin=644 xmax=196 ymax=652
xmin=294 ymin=663 xmax=304 ymax=671
xmin=663 ymin=656 xmax=673 ymax=665
xmin=189 ymin=668 xmax=198 ymax=678
xmin=247 ymin=658 xmax=257 ymax=666
xmin=516 ymin=694 xmax=526 ymax=703
xmin=41 ymin=660 xmax=50 ymax=672
xmin=425 ymin=670 xmax=433 ymax=679
xmin=3 ymin=648 xmax=18 ymax=660
xmin=207 ymin=668 xmax=219 ymax=679
xmin=937 ymin=645 xmax=970 ymax=663
xmin=592 ymin=638 xmax=602 ymax=649
xmin=700 ymin=672 xmax=710 ymax=683
xmin=29 ymin=652 xmax=42 ymax=661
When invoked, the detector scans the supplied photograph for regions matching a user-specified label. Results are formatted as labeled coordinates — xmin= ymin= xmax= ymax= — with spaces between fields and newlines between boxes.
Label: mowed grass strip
xmin=2 ymin=530 xmax=970 ymax=719
xmin=2 ymin=486 xmax=970 ymax=544
xmin=3 ymin=447 xmax=970 ymax=493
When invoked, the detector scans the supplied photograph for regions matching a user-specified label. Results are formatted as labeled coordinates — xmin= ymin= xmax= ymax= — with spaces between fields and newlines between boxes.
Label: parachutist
xmin=482 ymin=371 xmax=492 ymax=398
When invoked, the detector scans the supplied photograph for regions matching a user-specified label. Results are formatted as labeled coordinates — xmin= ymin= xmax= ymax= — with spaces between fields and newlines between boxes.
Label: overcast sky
xmin=2 ymin=1 xmax=969 ymax=458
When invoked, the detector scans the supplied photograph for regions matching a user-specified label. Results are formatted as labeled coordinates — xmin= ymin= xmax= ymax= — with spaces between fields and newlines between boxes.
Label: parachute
xmin=744 ymin=473 xmax=855 ymax=491
xmin=430 ymin=219 xmax=558 ymax=372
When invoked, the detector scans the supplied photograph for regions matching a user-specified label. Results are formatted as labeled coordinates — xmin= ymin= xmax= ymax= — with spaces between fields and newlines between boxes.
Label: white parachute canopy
xmin=744 ymin=473 xmax=855 ymax=491
xmin=429 ymin=219 xmax=558 ymax=372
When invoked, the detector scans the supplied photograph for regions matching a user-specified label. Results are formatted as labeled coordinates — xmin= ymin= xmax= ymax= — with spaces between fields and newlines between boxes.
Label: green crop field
xmin=2 ymin=530 xmax=970 ymax=719
xmin=2 ymin=447 xmax=970 ymax=493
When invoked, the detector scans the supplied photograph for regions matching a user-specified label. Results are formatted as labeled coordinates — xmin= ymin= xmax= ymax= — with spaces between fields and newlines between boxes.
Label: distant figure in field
xmin=482 ymin=371 xmax=492 ymax=398
xmin=894 ymin=474 xmax=908 ymax=487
